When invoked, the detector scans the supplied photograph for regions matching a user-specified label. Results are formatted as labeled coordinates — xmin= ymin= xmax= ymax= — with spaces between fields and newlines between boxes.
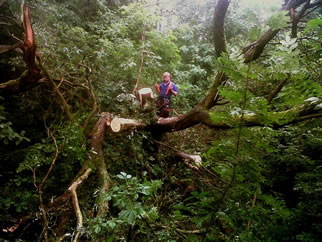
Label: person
xmin=154 ymin=72 xmax=178 ymax=118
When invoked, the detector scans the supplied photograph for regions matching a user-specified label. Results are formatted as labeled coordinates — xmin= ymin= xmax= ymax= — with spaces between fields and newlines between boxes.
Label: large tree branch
xmin=200 ymin=72 xmax=227 ymax=110
xmin=154 ymin=101 xmax=321 ymax=132
xmin=49 ymin=113 xmax=113 ymax=210
xmin=243 ymin=28 xmax=280 ymax=63
xmin=291 ymin=0 xmax=311 ymax=38
xmin=213 ymin=0 xmax=230 ymax=56
xmin=41 ymin=113 xmax=113 ymax=237
xmin=199 ymin=0 xmax=230 ymax=110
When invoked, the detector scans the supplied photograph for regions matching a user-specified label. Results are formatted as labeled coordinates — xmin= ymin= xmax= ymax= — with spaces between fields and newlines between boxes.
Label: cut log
xmin=110 ymin=118 xmax=144 ymax=132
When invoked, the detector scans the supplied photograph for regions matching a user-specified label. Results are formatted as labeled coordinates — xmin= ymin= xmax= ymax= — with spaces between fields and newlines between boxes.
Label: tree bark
xmin=89 ymin=112 xmax=113 ymax=216
xmin=213 ymin=0 xmax=229 ymax=56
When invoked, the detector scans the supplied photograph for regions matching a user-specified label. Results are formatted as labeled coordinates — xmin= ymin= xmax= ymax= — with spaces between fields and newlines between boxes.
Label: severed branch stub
xmin=110 ymin=118 xmax=144 ymax=132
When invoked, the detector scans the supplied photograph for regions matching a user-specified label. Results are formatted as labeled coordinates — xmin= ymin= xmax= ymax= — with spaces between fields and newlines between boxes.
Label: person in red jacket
xmin=154 ymin=72 xmax=178 ymax=117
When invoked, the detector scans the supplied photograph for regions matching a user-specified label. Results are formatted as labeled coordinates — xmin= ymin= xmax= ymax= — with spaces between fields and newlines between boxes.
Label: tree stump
xmin=138 ymin=87 xmax=154 ymax=106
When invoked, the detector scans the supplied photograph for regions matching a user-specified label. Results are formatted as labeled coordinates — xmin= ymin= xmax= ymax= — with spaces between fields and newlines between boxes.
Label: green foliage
xmin=267 ymin=10 xmax=289 ymax=31
xmin=87 ymin=172 xmax=162 ymax=239
xmin=0 ymin=0 xmax=321 ymax=241
xmin=305 ymin=17 xmax=322 ymax=35
xmin=261 ymin=123 xmax=322 ymax=241
xmin=0 ymin=104 xmax=29 ymax=145
xmin=173 ymin=26 xmax=216 ymax=111
xmin=0 ymin=121 xmax=87 ymax=216
xmin=17 ymin=122 xmax=86 ymax=173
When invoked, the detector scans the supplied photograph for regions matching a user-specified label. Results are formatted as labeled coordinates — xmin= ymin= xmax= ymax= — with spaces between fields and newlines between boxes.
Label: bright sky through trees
xmin=148 ymin=0 xmax=284 ymax=31
xmin=239 ymin=0 xmax=283 ymax=8
xmin=239 ymin=0 xmax=284 ymax=19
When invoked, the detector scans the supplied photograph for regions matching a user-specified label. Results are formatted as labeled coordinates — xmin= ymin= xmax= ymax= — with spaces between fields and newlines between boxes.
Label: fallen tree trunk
xmin=48 ymin=112 xmax=113 ymax=238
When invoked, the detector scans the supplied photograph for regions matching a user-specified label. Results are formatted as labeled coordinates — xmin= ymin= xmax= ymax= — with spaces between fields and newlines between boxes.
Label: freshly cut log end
xmin=138 ymin=87 xmax=154 ymax=98
xmin=110 ymin=118 xmax=143 ymax=132
xmin=111 ymin=118 xmax=121 ymax=132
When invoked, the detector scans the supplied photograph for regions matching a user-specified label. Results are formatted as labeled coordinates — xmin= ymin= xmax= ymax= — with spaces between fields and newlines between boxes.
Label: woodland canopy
xmin=0 ymin=0 xmax=321 ymax=241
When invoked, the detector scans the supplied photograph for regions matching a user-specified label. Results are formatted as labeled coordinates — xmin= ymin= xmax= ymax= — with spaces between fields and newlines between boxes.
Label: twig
xmin=38 ymin=128 xmax=59 ymax=242
xmin=37 ymin=57 xmax=75 ymax=122
xmin=133 ymin=26 xmax=146 ymax=95
xmin=27 ymin=127 xmax=59 ymax=242
xmin=247 ymin=192 xmax=257 ymax=230
xmin=80 ymin=63 xmax=98 ymax=133
xmin=161 ymin=225 xmax=201 ymax=234
xmin=26 ymin=164 xmax=37 ymax=189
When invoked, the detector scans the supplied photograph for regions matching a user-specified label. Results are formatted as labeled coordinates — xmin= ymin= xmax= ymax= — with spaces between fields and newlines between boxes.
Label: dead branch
xmin=247 ymin=192 xmax=257 ymax=230
xmin=161 ymin=225 xmax=201 ymax=234
xmin=0 ymin=43 xmax=20 ymax=54
xmin=25 ymin=128 xmax=59 ymax=242
xmin=68 ymin=168 xmax=92 ymax=242
xmin=37 ymin=57 xmax=74 ymax=122
xmin=80 ymin=63 xmax=99 ymax=133
xmin=23 ymin=6 xmax=37 ymax=75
